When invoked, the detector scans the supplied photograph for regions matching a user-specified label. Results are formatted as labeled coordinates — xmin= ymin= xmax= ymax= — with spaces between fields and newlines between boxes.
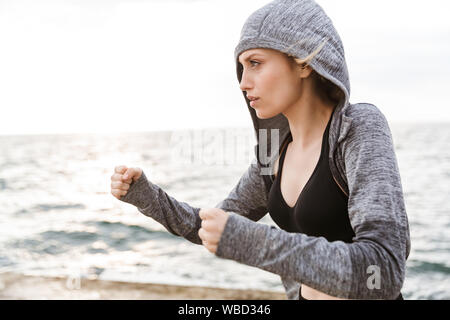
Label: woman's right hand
xmin=110 ymin=165 xmax=143 ymax=200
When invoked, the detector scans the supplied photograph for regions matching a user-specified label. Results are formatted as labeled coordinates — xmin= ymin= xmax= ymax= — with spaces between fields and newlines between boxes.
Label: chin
xmin=255 ymin=108 xmax=278 ymax=119
xmin=255 ymin=112 xmax=269 ymax=119
xmin=255 ymin=111 xmax=266 ymax=119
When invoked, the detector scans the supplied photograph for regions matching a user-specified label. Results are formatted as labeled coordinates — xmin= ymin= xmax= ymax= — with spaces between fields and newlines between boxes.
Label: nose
xmin=239 ymin=68 xmax=253 ymax=93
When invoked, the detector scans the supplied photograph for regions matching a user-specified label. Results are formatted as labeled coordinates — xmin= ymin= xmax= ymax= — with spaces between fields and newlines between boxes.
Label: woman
xmin=110 ymin=0 xmax=410 ymax=300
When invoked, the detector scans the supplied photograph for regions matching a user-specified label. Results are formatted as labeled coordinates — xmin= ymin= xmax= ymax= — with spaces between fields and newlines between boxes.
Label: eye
xmin=249 ymin=60 xmax=260 ymax=67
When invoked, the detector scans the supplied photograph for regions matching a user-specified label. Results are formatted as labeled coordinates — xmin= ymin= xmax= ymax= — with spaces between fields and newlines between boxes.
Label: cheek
xmin=256 ymin=73 xmax=277 ymax=103
xmin=273 ymin=76 xmax=301 ymax=108
xmin=252 ymin=67 xmax=300 ymax=119
xmin=265 ymin=69 xmax=298 ymax=102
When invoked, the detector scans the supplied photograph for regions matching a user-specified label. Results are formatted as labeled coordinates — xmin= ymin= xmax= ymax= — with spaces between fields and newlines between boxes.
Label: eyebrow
xmin=238 ymin=53 xmax=263 ymax=64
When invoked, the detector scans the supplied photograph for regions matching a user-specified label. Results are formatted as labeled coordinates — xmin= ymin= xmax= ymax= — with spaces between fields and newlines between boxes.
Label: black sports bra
xmin=267 ymin=111 xmax=355 ymax=243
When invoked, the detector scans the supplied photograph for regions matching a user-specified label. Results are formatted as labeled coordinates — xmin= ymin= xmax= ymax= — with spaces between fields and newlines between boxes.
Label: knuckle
xmin=115 ymin=165 xmax=126 ymax=173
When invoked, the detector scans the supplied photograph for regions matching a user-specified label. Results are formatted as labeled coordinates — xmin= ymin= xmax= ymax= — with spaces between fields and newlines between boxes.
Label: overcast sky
xmin=1 ymin=0 xmax=449 ymax=135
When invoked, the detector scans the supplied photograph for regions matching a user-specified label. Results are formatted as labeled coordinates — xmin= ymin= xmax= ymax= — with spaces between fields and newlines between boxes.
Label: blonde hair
xmin=286 ymin=39 xmax=344 ymax=104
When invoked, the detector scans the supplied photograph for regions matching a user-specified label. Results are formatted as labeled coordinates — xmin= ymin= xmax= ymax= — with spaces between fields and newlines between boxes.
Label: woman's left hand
xmin=198 ymin=208 xmax=229 ymax=254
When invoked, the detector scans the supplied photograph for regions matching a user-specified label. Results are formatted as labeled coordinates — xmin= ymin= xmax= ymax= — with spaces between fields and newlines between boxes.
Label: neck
xmin=283 ymin=93 xmax=336 ymax=151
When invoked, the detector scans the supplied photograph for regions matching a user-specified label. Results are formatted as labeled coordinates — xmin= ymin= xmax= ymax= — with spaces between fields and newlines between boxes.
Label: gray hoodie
xmin=120 ymin=0 xmax=411 ymax=300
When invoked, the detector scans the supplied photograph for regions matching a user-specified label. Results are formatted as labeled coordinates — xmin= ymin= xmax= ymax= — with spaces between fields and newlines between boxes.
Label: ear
xmin=297 ymin=64 xmax=313 ymax=79
xmin=286 ymin=54 xmax=312 ymax=78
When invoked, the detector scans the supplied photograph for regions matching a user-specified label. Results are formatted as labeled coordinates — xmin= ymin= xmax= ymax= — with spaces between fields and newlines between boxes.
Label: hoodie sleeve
xmin=215 ymin=105 xmax=410 ymax=300
xmin=119 ymin=171 xmax=203 ymax=244
xmin=118 ymin=158 xmax=269 ymax=245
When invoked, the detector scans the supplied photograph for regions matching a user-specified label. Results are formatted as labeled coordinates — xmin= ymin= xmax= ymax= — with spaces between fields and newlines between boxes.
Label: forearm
xmin=120 ymin=158 xmax=270 ymax=245
xmin=120 ymin=171 xmax=203 ymax=245
xmin=215 ymin=212 xmax=404 ymax=300
xmin=214 ymin=158 xmax=268 ymax=222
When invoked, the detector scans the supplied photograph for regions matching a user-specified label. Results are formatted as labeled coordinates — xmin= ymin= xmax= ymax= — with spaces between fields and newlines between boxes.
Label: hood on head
xmin=234 ymin=0 xmax=351 ymax=170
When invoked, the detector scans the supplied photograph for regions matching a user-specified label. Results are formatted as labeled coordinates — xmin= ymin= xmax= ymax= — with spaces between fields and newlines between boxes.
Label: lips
xmin=249 ymin=98 xmax=259 ymax=107
xmin=247 ymin=96 xmax=259 ymax=101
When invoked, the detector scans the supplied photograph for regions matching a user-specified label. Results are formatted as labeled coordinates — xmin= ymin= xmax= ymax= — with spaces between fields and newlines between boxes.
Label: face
xmin=238 ymin=48 xmax=312 ymax=119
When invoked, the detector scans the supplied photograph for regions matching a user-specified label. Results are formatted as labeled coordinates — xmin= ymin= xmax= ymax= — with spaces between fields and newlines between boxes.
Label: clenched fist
xmin=110 ymin=165 xmax=143 ymax=199
xmin=198 ymin=208 xmax=229 ymax=254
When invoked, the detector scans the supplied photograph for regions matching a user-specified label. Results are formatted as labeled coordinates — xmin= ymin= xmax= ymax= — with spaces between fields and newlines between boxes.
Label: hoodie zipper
xmin=331 ymin=147 xmax=349 ymax=198
xmin=332 ymin=173 xmax=348 ymax=198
